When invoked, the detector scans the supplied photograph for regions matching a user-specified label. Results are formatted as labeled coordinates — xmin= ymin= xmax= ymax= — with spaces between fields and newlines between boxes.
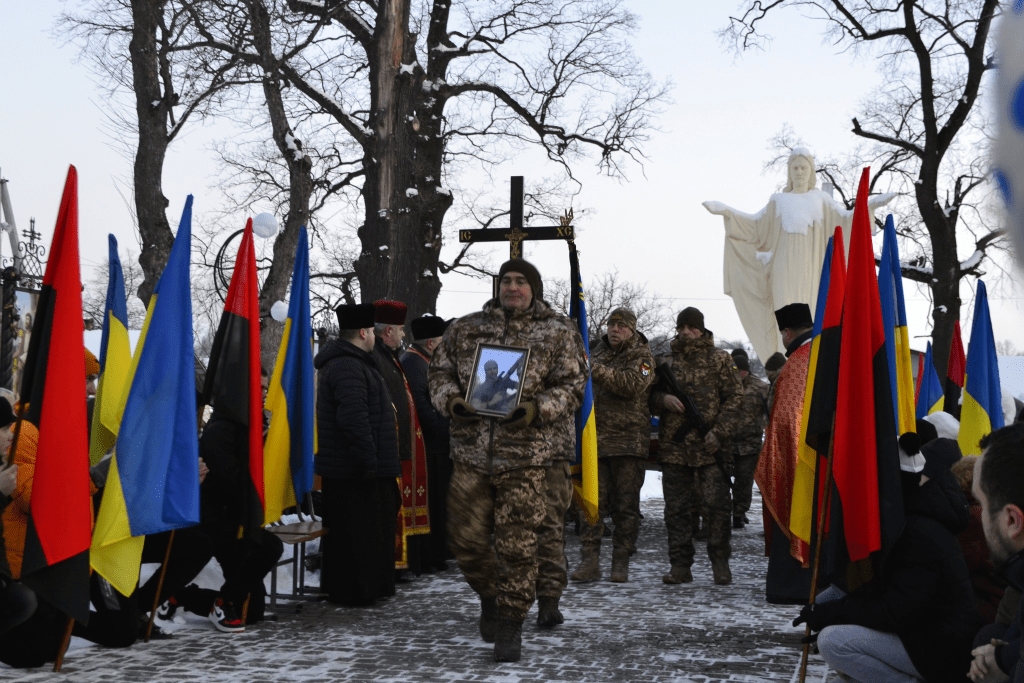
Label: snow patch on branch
xmin=399 ymin=63 xmax=418 ymax=75
xmin=903 ymin=263 xmax=933 ymax=277
xmin=284 ymin=132 xmax=307 ymax=162
xmin=960 ymin=250 xmax=983 ymax=271
xmin=436 ymin=185 xmax=451 ymax=196
xmin=432 ymin=44 xmax=461 ymax=53
xmin=406 ymin=188 xmax=419 ymax=197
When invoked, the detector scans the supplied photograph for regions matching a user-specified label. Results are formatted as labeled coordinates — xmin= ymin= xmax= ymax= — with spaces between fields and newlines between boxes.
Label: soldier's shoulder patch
xmin=640 ymin=361 xmax=652 ymax=376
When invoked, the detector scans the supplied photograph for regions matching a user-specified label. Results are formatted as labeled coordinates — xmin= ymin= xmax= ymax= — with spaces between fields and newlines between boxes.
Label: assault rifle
xmin=654 ymin=363 xmax=733 ymax=488
xmin=654 ymin=363 xmax=709 ymax=443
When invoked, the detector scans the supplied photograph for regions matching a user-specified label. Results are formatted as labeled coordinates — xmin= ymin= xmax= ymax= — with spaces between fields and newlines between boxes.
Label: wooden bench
xmin=267 ymin=519 xmax=328 ymax=611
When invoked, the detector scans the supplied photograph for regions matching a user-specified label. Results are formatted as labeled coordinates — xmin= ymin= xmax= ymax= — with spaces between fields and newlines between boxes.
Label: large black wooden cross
xmin=458 ymin=176 xmax=574 ymax=258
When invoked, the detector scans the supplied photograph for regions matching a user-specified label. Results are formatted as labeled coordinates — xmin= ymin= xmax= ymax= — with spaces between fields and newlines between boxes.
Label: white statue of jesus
xmin=703 ymin=147 xmax=894 ymax=361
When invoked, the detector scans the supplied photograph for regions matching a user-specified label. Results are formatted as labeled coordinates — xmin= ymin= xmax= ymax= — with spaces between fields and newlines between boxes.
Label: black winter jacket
xmin=314 ymin=339 xmax=400 ymax=480
xmin=400 ymin=345 xmax=449 ymax=455
xmin=811 ymin=464 xmax=981 ymax=683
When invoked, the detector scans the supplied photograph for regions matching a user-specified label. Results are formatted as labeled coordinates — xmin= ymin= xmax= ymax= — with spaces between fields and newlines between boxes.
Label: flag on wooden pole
xmin=263 ymin=227 xmax=316 ymax=524
xmin=91 ymin=197 xmax=201 ymax=596
xmin=6 ymin=166 xmax=92 ymax=623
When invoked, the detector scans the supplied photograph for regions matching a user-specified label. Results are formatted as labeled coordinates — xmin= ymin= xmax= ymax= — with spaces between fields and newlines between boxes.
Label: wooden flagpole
xmin=798 ymin=414 xmax=837 ymax=683
xmin=53 ymin=616 xmax=75 ymax=672
xmin=145 ymin=529 xmax=176 ymax=642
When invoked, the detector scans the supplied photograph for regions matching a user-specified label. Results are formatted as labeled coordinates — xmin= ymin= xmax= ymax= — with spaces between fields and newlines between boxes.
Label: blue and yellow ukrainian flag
xmin=89 ymin=235 xmax=133 ymax=466
xmin=959 ymin=280 xmax=1004 ymax=456
xmin=263 ymin=228 xmax=316 ymax=525
xmin=915 ymin=342 xmax=944 ymax=419
xmin=878 ymin=215 xmax=917 ymax=441
xmin=91 ymin=196 xmax=201 ymax=596
xmin=568 ymin=244 xmax=598 ymax=524
xmin=790 ymin=232 xmax=842 ymax=545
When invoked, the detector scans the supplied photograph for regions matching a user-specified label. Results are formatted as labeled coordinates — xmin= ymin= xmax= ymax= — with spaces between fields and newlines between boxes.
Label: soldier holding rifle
xmin=651 ymin=307 xmax=742 ymax=586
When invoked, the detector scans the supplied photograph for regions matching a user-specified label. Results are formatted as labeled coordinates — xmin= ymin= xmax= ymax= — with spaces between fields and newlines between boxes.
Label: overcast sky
xmin=3 ymin=1 xmax=1024 ymax=358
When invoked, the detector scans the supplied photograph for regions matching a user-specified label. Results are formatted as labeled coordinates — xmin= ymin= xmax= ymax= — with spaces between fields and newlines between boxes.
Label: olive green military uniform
xmin=651 ymin=331 xmax=743 ymax=582
xmin=731 ymin=373 xmax=769 ymax=523
xmin=578 ymin=331 xmax=654 ymax=561
xmin=429 ymin=298 xmax=586 ymax=622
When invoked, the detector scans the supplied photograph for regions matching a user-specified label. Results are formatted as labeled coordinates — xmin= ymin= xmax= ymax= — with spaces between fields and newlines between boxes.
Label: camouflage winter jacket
xmin=731 ymin=373 xmax=769 ymax=456
xmin=429 ymin=298 xmax=587 ymax=474
xmin=650 ymin=331 xmax=743 ymax=467
xmin=590 ymin=331 xmax=655 ymax=458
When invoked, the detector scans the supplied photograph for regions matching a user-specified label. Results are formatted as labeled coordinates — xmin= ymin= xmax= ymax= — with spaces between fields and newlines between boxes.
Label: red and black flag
xmin=5 ymin=166 xmax=93 ymax=623
xmin=806 ymin=169 xmax=904 ymax=590
xmin=944 ymin=320 xmax=966 ymax=421
xmin=200 ymin=219 xmax=265 ymax=539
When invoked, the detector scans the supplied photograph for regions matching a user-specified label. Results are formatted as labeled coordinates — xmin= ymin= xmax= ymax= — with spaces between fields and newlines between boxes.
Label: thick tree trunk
xmin=130 ymin=0 xmax=175 ymax=307
xmin=916 ymin=159 xmax=960 ymax=378
xmin=353 ymin=0 xmax=452 ymax=320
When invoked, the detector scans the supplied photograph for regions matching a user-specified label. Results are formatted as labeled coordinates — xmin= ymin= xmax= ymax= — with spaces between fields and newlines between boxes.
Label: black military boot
xmin=536 ymin=597 xmax=564 ymax=628
xmin=479 ymin=596 xmax=498 ymax=642
xmin=494 ymin=619 xmax=524 ymax=662
xmin=711 ymin=557 xmax=732 ymax=585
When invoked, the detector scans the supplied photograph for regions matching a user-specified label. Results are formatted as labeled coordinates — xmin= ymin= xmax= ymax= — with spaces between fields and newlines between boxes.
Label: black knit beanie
xmin=676 ymin=307 xmax=704 ymax=331
xmin=497 ymin=258 xmax=543 ymax=302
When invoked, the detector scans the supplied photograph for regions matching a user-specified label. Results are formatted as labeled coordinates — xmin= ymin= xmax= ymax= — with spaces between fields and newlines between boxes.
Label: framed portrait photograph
xmin=465 ymin=342 xmax=531 ymax=418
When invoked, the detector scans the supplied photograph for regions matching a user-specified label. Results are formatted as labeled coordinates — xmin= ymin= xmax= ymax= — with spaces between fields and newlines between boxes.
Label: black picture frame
xmin=465 ymin=342 xmax=531 ymax=417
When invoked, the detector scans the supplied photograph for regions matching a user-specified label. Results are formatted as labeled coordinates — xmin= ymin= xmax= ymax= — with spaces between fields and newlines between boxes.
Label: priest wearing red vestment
xmin=754 ymin=303 xmax=814 ymax=605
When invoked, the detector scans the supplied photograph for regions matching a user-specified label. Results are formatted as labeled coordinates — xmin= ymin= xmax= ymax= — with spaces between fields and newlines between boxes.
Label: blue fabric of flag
xmin=116 ymin=196 xmax=200 ymax=534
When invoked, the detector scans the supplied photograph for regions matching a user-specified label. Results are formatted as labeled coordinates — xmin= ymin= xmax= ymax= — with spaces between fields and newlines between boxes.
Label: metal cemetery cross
xmin=458 ymin=176 xmax=574 ymax=258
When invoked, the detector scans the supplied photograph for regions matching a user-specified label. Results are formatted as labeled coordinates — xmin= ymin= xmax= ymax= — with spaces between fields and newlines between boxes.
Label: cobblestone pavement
xmin=10 ymin=491 xmax=831 ymax=682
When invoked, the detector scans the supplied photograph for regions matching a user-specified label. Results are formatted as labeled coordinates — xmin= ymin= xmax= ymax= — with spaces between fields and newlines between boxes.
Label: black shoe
xmin=209 ymin=598 xmax=245 ymax=633
xmin=156 ymin=596 xmax=179 ymax=621
xmin=494 ymin=619 xmax=523 ymax=662
xmin=733 ymin=515 xmax=745 ymax=529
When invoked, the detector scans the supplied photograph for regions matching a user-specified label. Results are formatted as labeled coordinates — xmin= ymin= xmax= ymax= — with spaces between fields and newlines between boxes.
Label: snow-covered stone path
xmin=12 ymin=491 xmax=832 ymax=682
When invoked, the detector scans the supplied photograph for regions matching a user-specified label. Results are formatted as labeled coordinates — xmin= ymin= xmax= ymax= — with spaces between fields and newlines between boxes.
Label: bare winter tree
xmin=82 ymin=249 xmax=149 ymax=329
xmin=258 ymin=0 xmax=668 ymax=319
xmin=547 ymin=269 xmax=671 ymax=343
xmin=61 ymin=0 xmax=244 ymax=306
xmin=721 ymin=0 xmax=1004 ymax=376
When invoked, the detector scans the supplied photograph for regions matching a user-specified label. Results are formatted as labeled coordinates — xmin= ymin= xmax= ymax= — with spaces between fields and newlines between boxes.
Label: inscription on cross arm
xmin=458 ymin=176 xmax=575 ymax=258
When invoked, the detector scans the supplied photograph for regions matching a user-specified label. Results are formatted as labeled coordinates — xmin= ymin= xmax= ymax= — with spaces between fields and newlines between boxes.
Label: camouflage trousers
xmin=732 ymin=451 xmax=760 ymax=517
xmin=663 ymin=462 xmax=731 ymax=569
xmin=579 ymin=456 xmax=645 ymax=554
xmin=536 ymin=461 xmax=573 ymax=599
xmin=447 ymin=461 xmax=546 ymax=620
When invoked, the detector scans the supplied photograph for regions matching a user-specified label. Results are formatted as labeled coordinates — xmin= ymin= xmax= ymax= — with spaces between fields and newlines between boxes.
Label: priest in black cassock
xmin=401 ymin=315 xmax=454 ymax=572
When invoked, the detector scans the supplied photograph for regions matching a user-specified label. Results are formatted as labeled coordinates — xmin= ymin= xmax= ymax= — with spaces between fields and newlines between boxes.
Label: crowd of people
xmin=0 ymin=255 xmax=1022 ymax=681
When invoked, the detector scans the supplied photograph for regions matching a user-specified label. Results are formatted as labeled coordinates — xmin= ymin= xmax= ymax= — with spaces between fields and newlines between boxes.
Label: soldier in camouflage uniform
xmin=728 ymin=349 xmax=769 ymax=529
xmin=651 ymin=307 xmax=743 ymax=586
xmin=534 ymin=418 xmax=575 ymax=628
xmin=570 ymin=307 xmax=654 ymax=584
xmin=429 ymin=258 xmax=587 ymax=663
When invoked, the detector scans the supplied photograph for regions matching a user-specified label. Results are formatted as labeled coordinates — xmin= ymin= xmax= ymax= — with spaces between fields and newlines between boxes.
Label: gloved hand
xmin=447 ymin=395 xmax=480 ymax=423
xmin=499 ymin=401 xmax=537 ymax=430
xmin=792 ymin=603 xmax=831 ymax=632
